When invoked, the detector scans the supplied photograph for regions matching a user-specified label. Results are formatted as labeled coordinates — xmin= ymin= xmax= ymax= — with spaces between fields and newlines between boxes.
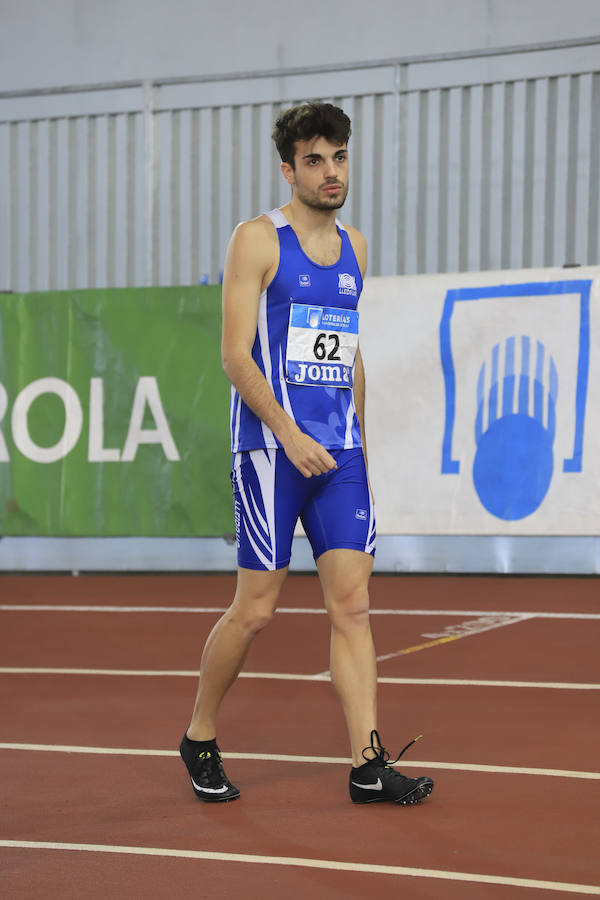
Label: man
xmin=180 ymin=102 xmax=434 ymax=806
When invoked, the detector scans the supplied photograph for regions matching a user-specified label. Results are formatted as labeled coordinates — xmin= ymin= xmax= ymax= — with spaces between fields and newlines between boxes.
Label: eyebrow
xmin=301 ymin=149 xmax=348 ymax=160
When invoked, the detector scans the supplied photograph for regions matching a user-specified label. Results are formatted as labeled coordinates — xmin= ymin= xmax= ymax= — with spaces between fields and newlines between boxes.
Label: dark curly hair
xmin=272 ymin=102 xmax=352 ymax=168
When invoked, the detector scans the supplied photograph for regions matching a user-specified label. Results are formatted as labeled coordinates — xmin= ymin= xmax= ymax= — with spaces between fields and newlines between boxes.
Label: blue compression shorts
xmin=231 ymin=447 xmax=376 ymax=571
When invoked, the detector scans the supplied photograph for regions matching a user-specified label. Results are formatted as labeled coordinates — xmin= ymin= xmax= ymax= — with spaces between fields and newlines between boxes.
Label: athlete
xmin=180 ymin=102 xmax=434 ymax=806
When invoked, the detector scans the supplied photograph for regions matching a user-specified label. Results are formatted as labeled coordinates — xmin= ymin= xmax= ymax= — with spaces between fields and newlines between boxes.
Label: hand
xmin=281 ymin=428 xmax=337 ymax=478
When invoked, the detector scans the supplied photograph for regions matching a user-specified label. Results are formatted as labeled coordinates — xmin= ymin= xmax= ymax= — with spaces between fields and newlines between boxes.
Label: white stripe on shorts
xmin=249 ymin=448 xmax=277 ymax=569
xmin=236 ymin=460 xmax=274 ymax=567
xmin=365 ymin=488 xmax=376 ymax=554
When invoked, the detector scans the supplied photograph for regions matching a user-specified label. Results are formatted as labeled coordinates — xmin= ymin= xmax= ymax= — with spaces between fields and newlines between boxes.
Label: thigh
xmin=300 ymin=448 xmax=376 ymax=562
xmin=316 ymin=547 xmax=373 ymax=610
xmin=231 ymin=448 xmax=311 ymax=571
xmin=232 ymin=564 xmax=289 ymax=622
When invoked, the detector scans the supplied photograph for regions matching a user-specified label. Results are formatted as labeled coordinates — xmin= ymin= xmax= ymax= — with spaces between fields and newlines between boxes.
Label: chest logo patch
xmin=299 ymin=274 xmax=311 ymax=287
xmin=338 ymin=273 xmax=357 ymax=296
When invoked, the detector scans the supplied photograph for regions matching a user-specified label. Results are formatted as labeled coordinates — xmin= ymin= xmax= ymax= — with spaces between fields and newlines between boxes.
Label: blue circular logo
xmin=473 ymin=413 xmax=554 ymax=520
xmin=472 ymin=336 xmax=558 ymax=520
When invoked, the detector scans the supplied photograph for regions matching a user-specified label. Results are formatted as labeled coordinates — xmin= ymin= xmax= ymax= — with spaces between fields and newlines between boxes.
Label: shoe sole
xmin=192 ymin=786 xmax=241 ymax=803
xmin=351 ymin=778 xmax=434 ymax=805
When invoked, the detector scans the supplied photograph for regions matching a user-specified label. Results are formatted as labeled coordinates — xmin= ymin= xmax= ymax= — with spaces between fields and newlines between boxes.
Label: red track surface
xmin=1 ymin=574 xmax=599 ymax=899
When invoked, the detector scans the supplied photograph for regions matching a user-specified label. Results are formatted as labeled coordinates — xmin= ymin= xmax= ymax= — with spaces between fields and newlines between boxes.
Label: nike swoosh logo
xmin=191 ymin=778 xmax=229 ymax=794
xmin=351 ymin=778 xmax=383 ymax=791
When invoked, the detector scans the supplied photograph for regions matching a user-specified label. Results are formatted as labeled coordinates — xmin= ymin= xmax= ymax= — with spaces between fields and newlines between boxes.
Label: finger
xmin=320 ymin=450 xmax=337 ymax=471
xmin=312 ymin=450 xmax=338 ymax=474
xmin=304 ymin=444 xmax=335 ymax=472
xmin=306 ymin=452 xmax=331 ymax=474
xmin=295 ymin=458 xmax=318 ymax=477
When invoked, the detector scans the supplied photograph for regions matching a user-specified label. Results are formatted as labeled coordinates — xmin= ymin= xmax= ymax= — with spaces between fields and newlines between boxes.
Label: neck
xmin=282 ymin=197 xmax=339 ymax=235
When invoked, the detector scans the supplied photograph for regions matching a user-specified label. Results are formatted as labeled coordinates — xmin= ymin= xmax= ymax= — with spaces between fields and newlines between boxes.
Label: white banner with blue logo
xmin=359 ymin=267 xmax=600 ymax=535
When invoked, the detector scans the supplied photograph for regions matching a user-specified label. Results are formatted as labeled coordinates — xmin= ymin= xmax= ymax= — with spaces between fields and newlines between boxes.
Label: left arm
xmin=344 ymin=224 xmax=372 ymax=493
xmin=353 ymin=345 xmax=369 ymax=470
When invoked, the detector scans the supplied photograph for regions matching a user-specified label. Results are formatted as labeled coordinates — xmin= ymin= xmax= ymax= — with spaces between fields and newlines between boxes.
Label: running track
xmin=1 ymin=574 xmax=599 ymax=898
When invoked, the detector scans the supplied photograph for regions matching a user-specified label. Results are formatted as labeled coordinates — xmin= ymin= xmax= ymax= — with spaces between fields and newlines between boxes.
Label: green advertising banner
xmin=0 ymin=287 xmax=234 ymax=536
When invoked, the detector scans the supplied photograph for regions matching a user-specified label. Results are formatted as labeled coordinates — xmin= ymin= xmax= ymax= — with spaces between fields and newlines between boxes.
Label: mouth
xmin=322 ymin=184 xmax=342 ymax=194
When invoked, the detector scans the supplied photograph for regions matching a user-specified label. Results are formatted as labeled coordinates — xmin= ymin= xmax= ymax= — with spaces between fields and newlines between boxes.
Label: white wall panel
xmin=1 ymin=48 xmax=599 ymax=290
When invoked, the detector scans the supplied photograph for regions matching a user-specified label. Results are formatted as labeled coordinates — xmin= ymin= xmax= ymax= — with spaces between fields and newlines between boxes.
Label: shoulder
xmin=341 ymin=223 xmax=367 ymax=277
xmin=230 ymin=214 xmax=279 ymax=255
xmin=226 ymin=214 xmax=279 ymax=274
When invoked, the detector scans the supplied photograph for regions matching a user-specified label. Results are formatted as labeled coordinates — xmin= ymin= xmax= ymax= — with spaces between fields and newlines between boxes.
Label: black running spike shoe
xmin=180 ymin=734 xmax=240 ymax=802
xmin=349 ymin=730 xmax=434 ymax=805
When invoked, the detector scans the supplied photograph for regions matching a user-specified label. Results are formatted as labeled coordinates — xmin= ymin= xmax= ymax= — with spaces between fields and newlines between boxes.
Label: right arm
xmin=221 ymin=219 xmax=337 ymax=478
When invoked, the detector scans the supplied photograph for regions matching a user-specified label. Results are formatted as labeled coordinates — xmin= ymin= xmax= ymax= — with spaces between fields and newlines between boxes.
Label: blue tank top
xmin=230 ymin=208 xmax=364 ymax=452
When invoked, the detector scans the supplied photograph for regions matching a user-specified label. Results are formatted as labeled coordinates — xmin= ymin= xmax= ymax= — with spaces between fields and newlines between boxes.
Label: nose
xmin=323 ymin=157 xmax=338 ymax=179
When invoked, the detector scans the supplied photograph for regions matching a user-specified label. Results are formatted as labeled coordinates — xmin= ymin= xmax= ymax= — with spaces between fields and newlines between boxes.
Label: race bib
xmin=285 ymin=302 xmax=359 ymax=388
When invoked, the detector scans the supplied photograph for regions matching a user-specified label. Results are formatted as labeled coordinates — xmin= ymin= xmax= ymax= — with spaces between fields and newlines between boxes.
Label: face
xmin=282 ymin=136 xmax=349 ymax=211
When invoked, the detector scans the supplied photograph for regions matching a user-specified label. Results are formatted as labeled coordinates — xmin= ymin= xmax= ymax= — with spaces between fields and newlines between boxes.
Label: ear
xmin=281 ymin=161 xmax=295 ymax=186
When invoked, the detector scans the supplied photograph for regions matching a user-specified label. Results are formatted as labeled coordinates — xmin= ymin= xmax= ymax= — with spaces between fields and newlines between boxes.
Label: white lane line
xmin=0 ymin=605 xmax=232 ymax=613
xmin=0 ymin=667 xmax=323 ymax=679
xmin=378 ymin=677 xmax=600 ymax=690
xmin=1 ymin=667 xmax=598 ymax=690
xmin=1 ymin=604 xmax=599 ymax=619
xmin=1 ymin=840 xmax=598 ymax=894
xmin=1 ymin=743 xmax=599 ymax=781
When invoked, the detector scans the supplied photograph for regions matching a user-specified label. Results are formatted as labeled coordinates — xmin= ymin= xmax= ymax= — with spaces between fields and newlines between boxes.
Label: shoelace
xmin=361 ymin=729 xmax=422 ymax=769
xmin=195 ymin=749 xmax=226 ymax=786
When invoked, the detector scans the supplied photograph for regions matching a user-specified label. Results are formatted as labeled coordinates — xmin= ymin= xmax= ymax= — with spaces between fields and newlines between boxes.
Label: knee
xmin=244 ymin=609 xmax=275 ymax=635
xmin=327 ymin=586 xmax=370 ymax=630
xmin=229 ymin=597 xmax=276 ymax=636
